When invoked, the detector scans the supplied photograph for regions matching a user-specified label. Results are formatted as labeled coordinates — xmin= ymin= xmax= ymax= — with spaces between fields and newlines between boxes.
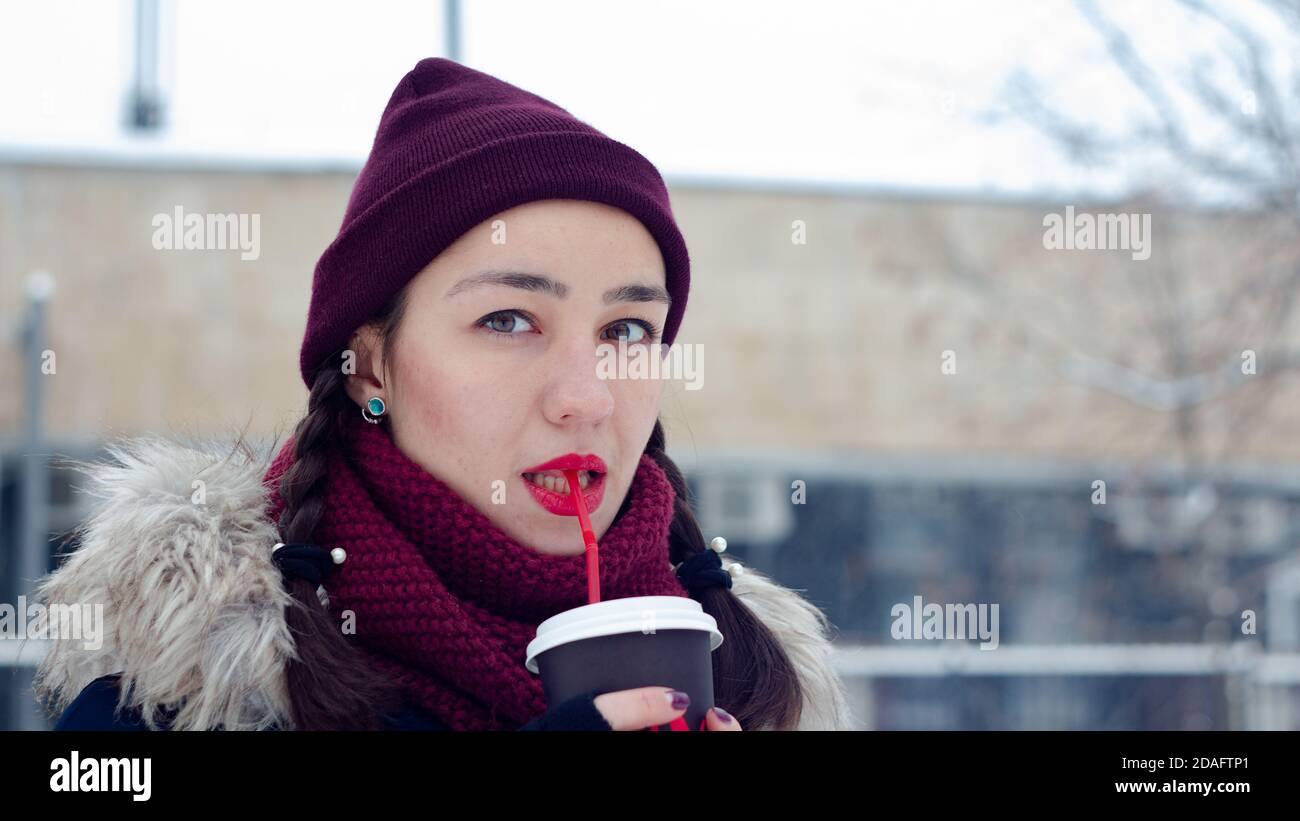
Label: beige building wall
xmin=3 ymin=161 xmax=1299 ymax=466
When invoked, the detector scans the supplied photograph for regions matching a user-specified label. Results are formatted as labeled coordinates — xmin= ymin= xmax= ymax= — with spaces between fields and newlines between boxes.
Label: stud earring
xmin=361 ymin=396 xmax=387 ymax=424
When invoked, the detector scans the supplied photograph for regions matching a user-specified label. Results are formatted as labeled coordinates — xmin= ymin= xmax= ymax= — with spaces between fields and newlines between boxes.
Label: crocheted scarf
xmin=262 ymin=411 xmax=690 ymax=730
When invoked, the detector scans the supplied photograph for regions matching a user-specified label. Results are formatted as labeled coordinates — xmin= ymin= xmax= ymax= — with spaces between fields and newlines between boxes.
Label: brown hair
xmin=274 ymin=287 xmax=805 ymax=730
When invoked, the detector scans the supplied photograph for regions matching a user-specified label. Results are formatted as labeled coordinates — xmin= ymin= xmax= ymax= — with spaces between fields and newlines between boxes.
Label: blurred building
xmin=4 ymin=157 xmax=1300 ymax=728
xmin=6 ymin=0 xmax=1300 ymax=731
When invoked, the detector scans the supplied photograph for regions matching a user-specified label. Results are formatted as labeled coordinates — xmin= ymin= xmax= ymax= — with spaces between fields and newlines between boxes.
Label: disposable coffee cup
xmin=526 ymin=595 xmax=724 ymax=731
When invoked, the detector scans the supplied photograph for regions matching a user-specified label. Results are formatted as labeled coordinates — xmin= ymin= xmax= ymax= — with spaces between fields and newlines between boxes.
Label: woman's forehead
xmin=442 ymin=269 xmax=669 ymax=305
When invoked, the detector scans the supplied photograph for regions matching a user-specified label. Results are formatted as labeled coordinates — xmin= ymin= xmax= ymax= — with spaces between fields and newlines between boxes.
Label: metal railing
xmin=830 ymin=642 xmax=1300 ymax=730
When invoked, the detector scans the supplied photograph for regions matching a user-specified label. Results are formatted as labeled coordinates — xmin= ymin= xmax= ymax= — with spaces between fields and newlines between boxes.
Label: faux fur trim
xmin=32 ymin=436 xmax=297 ymax=731
xmin=727 ymin=561 xmax=856 ymax=730
xmin=32 ymin=436 xmax=856 ymax=731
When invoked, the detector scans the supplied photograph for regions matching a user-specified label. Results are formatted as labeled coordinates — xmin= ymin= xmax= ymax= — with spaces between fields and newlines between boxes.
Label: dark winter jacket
xmin=34 ymin=436 xmax=854 ymax=731
xmin=53 ymin=673 xmax=611 ymax=731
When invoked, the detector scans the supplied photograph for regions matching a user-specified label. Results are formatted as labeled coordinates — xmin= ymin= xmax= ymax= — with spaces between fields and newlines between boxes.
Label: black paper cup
xmin=525 ymin=596 xmax=724 ymax=731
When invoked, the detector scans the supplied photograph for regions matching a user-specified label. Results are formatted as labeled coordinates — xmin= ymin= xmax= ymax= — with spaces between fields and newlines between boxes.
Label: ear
xmin=341 ymin=325 xmax=388 ymax=411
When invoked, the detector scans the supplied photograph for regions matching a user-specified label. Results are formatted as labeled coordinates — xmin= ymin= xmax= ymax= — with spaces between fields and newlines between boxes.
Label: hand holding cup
xmin=592 ymin=686 xmax=743 ymax=731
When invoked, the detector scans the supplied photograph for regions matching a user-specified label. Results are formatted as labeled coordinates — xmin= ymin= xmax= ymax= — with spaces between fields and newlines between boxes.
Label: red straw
xmin=563 ymin=469 xmax=601 ymax=604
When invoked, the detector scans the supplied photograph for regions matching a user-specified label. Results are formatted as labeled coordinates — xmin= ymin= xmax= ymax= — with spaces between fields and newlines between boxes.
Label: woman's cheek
xmin=619 ymin=368 xmax=665 ymax=417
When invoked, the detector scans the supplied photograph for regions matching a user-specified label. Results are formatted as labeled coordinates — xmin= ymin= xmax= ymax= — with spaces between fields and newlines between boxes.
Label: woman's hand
xmin=592 ymin=686 xmax=743 ymax=731
xmin=701 ymin=704 xmax=741 ymax=731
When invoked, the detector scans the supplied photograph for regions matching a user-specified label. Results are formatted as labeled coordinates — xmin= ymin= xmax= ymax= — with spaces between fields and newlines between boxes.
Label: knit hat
xmin=299 ymin=57 xmax=691 ymax=389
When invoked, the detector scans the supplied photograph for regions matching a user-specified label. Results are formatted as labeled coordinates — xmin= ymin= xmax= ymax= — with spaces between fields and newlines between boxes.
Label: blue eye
xmin=477 ymin=310 xmax=661 ymax=343
xmin=479 ymin=309 xmax=537 ymax=339
xmin=603 ymin=319 xmax=660 ymax=344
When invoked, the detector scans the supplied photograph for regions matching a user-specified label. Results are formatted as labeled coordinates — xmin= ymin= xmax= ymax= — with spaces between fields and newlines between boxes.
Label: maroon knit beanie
xmin=299 ymin=57 xmax=691 ymax=389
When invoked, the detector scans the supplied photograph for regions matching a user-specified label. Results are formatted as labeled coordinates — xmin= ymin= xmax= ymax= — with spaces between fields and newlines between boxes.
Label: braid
xmin=278 ymin=364 xmax=346 ymax=546
xmin=644 ymin=420 xmax=804 ymax=731
xmin=274 ymin=356 xmax=405 ymax=730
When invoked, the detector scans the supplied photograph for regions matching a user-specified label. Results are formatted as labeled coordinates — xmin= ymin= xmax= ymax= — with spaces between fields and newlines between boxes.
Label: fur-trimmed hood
xmin=32 ymin=435 xmax=855 ymax=731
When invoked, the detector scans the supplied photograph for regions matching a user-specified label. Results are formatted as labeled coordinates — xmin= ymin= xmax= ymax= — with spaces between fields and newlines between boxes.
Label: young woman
xmin=33 ymin=58 xmax=854 ymax=731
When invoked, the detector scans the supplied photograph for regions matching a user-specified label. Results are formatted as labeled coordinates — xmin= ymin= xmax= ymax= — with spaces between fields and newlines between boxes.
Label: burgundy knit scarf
xmin=262 ymin=411 xmax=690 ymax=730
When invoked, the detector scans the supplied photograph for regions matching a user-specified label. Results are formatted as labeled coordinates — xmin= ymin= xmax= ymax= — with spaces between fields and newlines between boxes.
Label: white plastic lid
xmin=525 ymin=595 xmax=724 ymax=674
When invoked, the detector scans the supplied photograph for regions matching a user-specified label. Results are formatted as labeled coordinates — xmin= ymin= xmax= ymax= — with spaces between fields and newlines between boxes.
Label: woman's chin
xmin=487 ymin=514 xmax=586 ymax=556
xmin=524 ymin=535 xmax=588 ymax=557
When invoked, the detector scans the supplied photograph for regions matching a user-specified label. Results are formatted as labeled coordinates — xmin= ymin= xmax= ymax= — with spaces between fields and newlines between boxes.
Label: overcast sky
xmin=1 ymin=0 xmax=1291 ymax=201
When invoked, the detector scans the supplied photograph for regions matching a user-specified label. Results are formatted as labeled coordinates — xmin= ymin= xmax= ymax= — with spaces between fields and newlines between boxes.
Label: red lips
xmin=521 ymin=453 xmax=608 ymax=474
xmin=520 ymin=453 xmax=607 ymax=516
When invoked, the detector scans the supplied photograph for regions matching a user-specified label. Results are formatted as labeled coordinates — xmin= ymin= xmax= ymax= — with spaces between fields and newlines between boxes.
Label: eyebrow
xmin=445 ymin=270 xmax=671 ymax=307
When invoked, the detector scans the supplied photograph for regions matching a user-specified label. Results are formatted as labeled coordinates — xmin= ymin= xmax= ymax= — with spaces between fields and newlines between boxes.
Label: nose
xmin=540 ymin=334 xmax=616 ymax=425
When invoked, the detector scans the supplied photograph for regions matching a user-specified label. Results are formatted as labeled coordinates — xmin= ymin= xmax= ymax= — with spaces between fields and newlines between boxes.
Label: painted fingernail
xmin=713 ymin=706 xmax=733 ymax=724
xmin=668 ymin=690 xmax=691 ymax=710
